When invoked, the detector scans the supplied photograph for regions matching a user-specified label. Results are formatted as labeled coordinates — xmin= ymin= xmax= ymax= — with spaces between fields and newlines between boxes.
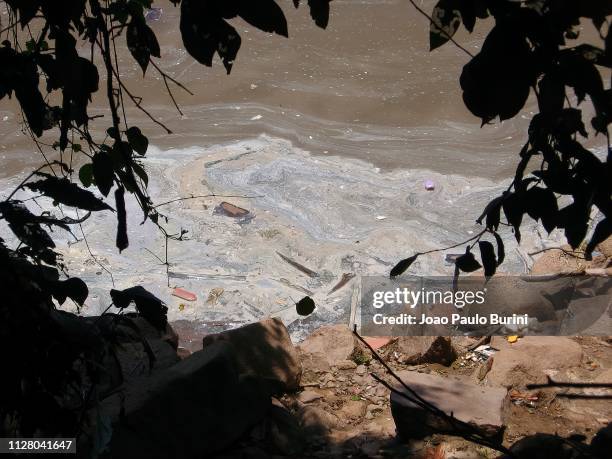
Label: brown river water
xmin=0 ymin=1 xmax=597 ymax=336
xmin=0 ymin=0 xmax=532 ymax=179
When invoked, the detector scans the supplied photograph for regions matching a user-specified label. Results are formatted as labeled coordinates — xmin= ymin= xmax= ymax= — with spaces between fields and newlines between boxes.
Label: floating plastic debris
xmin=172 ymin=287 xmax=196 ymax=302
xmin=145 ymin=7 xmax=162 ymax=22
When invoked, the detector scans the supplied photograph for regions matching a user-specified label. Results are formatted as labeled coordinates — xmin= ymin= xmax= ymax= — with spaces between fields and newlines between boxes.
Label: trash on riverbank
xmin=172 ymin=287 xmax=197 ymax=302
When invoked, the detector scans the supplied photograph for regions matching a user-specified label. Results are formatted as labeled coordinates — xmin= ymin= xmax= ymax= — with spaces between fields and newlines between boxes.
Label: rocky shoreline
xmin=82 ymin=315 xmax=611 ymax=459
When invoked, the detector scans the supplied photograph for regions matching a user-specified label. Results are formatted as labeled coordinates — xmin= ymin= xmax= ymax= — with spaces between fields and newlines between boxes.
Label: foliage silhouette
xmin=0 ymin=0 xmax=610 ymax=451
xmin=392 ymin=0 xmax=612 ymax=278
xmin=0 ymin=0 xmax=328 ymax=438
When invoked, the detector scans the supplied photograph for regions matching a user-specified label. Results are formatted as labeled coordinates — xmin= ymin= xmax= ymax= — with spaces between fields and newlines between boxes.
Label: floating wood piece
xmin=214 ymin=201 xmax=250 ymax=218
xmin=328 ymin=272 xmax=356 ymax=294
xmin=172 ymin=287 xmax=197 ymax=301
xmin=276 ymin=251 xmax=319 ymax=278
xmin=169 ymin=271 xmax=247 ymax=281
xmin=277 ymin=278 xmax=313 ymax=295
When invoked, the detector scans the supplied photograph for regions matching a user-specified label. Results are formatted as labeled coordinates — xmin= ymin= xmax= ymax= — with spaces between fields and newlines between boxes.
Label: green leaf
xmin=126 ymin=126 xmax=148 ymax=155
xmin=79 ymin=163 xmax=94 ymax=187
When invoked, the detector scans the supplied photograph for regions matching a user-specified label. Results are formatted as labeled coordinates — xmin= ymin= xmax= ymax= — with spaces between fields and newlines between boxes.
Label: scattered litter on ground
xmin=376 ymin=215 xmax=387 ymax=220
xmin=509 ymin=389 xmax=539 ymax=406
xmin=508 ymin=335 xmax=519 ymax=343
xmin=424 ymin=180 xmax=435 ymax=191
xmin=444 ymin=253 xmax=462 ymax=265
xmin=364 ymin=337 xmax=393 ymax=350
xmin=213 ymin=201 xmax=254 ymax=224
xmin=145 ymin=7 xmax=162 ymax=21
xmin=207 ymin=288 xmax=224 ymax=305
xmin=276 ymin=251 xmax=319 ymax=278
xmin=277 ymin=278 xmax=314 ymax=295
xmin=250 ymin=114 xmax=263 ymax=121
xmin=328 ymin=273 xmax=355 ymax=294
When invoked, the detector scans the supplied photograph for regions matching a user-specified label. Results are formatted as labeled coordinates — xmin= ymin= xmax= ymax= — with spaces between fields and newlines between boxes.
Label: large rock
xmin=202 ymin=318 xmax=302 ymax=392
xmin=296 ymin=404 xmax=342 ymax=436
xmin=391 ymin=371 xmax=506 ymax=440
xmin=597 ymin=235 xmax=612 ymax=257
xmin=98 ymin=342 xmax=270 ymax=459
xmin=487 ymin=336 xmax=583 ymax=388
xmin=264 ymin=399 xmax=305 ymax=456
xmin=298 ymin=324 xmax=356 ymax=366
xmin=395 ymin=336 xmax=457 ymax=366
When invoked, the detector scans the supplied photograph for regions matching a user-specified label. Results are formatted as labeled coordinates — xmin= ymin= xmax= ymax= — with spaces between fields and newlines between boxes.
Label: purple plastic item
xmin=424 ymin=180 xmax=435 ymax=191
xmin=145 ymin=7 xmax=163 ymax=22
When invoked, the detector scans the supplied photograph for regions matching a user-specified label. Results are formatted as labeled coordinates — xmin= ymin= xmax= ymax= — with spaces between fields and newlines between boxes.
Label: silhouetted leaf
xmin=126 ymin=126 xmax=148 ymax=155
xmin=492 ymin=231 xmax=505 ymax=266
xmin=296 ymin=296 xmax=315 ymax=316
xmin=457 ymin=0 xmax=476 ymax=32
xmin=557 ymin=198 xmax=591 ymax=249
xmin=476 ymin=195 xmax=504 ymax=231
xmin=478 ymin=240 xmax=496 ymax=277
xmin=537 ymin=72 xmax=565 ymax=115
xmin=390 ymin=254 xmax=418 ymax=278
xmin=559 ymin=49 xmax=605 ymax=105
xmin=455 ymin=247 xmax=481 ymax=273
xmin=126 ymin=19 xmax=160 ymax=75
xmin=25 ymin=173 xmax=113 ymax=212
xmin=238 ymin=0 xmax=288 ymax=37
xmin=110 ymin=286 xmax=168 ymax=331
xmin=0 ymin=47 xmax=47 ymax=135
xmin=49 ymin=277 xmax=88 ymax=305
xmin=0 ymin=201 xmax=55 ymax=250
xmin=79 ymin=163 xmax=94 ymax=187
xmin=460 ymin=25 xmax=535 ymax=123
xmin=502 ymin=192 xmax=525 ymax=242
xmin=131 ymin=161 xmax=149 ymax=187
xmin=585 ymin=219 xmax=611 ymax=260
xmin=525 ymin=187 xmax=558 ymax=233
xmin=430 ymin=0 xmax=462 ymax=51
xmin=307 ymin=0 xmax=331 ymax=29
xmin=92 ymin=152 xmax=114 ymax=197
xmin=5 ymin=0 xmax=40 ymax=27
xmin=115 ymin=186 xmax=128 ymax=252
xmin=294 ymin=0 xmax=331 ymax=28
xmin=180 ymin=0 xmax=241 ymax=74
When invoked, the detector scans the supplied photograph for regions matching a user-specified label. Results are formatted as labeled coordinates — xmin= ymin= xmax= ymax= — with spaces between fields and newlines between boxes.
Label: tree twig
xmin=352 ymin=326 xmax=513 ymax=456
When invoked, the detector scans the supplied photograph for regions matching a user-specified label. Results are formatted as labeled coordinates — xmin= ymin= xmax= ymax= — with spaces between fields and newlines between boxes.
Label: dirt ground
xmin=267 ymin=335 xmax=612 ymax=459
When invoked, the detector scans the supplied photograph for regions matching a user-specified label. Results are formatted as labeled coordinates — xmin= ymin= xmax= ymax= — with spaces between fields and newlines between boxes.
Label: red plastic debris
xmin=364 ymin=337 xmax=392 ymax=350
xmin=172 ymin=287 xmax=197 ymax=302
